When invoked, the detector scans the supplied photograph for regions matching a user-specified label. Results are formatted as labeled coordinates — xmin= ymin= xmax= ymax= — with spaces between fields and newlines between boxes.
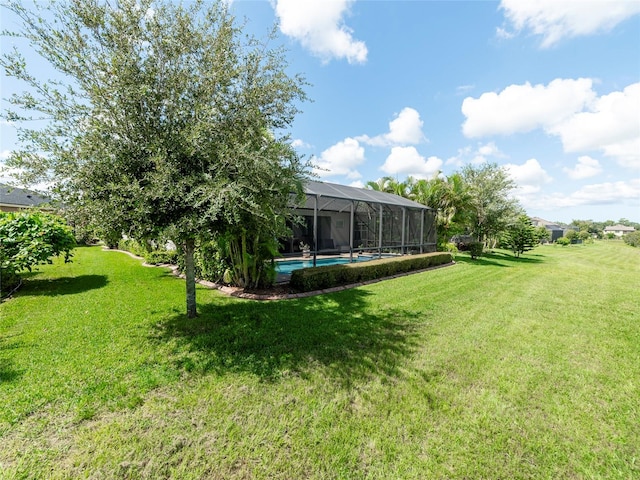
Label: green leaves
xmin=501 ymin=214 xmax=538 ymax=258
xmin=2 ymin=0 xmax=309 ymax=308
xmin=0 ymin=211 xmax=75 ymax=279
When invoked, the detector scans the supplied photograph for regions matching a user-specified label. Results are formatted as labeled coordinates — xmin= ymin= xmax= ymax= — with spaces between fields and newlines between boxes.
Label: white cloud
xmin=495 ymin=26 xmax=515 ymax=40
xmin=462 ymin=79 xmax=639 ymax=168
xmin=504 ymin=158 xmax=552 ymax=195
xmin=531 ymin=179 xmax=640 ymax=210
xmin=358 ymin=107 xmax=426 ymax=147
xmin=462 ymin=78 xmax=595 ymax=137
xmin=499 ymin=0 xmax=640 ymax=48
xmin=1 ymin=150 xmax=11 ymax=161
xmin=291 ymin=138 xmax=312 ymax=149
xmin=549 ymin=82 xmax=640 ymax=168
xmin=599 ymin=138 xmax=640 ymax=169
xmin=349 ymin=180 xmax=365 ymax=189
xmin=504 ymin=159 xmax=552 ymax=209
xmin=478 ymin=141 xmax=507 ymax=159
xmin=563 ymin=156 xmax=603 ymax=180
xmin=275 ymin=0 xmax=367 ymax=64
xmin=380 ymin=146 xmax=443 ymax=179
xmin=446 ymin=142 xmax=506 ymax=167
xmin=312 ymin=137 xmax=365 ymax=179
xmin=514 ymin=179 xmax=640 ymax=214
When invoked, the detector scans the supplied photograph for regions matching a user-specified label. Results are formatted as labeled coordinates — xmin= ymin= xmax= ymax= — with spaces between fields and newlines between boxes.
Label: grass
xmin=1 ymin=242 xmax=639 ymax=479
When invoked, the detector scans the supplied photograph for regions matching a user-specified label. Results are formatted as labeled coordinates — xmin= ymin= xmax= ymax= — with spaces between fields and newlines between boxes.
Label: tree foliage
xmin=2 ymin=0 xmax=308 ymax=317
xmin=460 ymin=163 xmax=521 ymax=247
xmin=406 ymin=173 xmax=471 ymax=248
xmin=0 ymin=211 xmax=75 ymax=293
xmin=535 ymin=226 xmax=551 ymax=243
xmin=501 ymin=215 xmax=538 ymax=258
xmin=623 ymin=231 xmax=640 ymax=247
xmin=364 ymin=164 xmax=522 ymax=250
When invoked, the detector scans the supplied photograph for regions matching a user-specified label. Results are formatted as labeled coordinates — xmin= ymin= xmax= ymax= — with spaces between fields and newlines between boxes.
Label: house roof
xmin=604 ymin=224 xmax=635 ymax=232
xmin=530 ymin=216 xmax=563 ymax=230
xmin=299 ymin=180 xmax=433 ymax=212
xmin=0 ymin=184 xmax=51 ymax=209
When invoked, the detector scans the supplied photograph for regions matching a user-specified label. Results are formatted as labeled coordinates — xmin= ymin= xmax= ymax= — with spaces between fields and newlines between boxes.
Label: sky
xmin=1 ymin=0 xmax=639 ymax=223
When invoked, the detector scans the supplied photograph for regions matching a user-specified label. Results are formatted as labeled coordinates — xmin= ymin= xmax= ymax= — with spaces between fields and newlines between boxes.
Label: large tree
xmin=2 ymin=0 xmax=307 ymax=317
xmin=460 ymin=163 xmax=521 ymax=247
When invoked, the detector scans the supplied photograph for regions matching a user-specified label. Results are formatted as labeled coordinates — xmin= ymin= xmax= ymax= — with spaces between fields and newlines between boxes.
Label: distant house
xmin=0 ymin=184 xmax=52 ymax=212
xmin=530 ymin=217 xmax=565 ymax=242
xmin=604 ymin=224 xmax=636 ymax=237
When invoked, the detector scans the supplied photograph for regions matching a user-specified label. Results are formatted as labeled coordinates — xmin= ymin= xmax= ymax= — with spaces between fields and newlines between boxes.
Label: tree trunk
xmin=184 ymin=238 xmax=197 ymax=318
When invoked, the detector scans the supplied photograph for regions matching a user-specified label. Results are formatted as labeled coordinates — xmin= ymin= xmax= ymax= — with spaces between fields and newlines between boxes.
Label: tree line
xmin=365 ymin=163 xmax=541 ymax=253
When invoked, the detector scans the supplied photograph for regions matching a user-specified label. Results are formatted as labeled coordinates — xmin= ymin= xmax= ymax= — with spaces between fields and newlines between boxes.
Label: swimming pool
xmin=275 ymin=255 xmax=376 ymax=275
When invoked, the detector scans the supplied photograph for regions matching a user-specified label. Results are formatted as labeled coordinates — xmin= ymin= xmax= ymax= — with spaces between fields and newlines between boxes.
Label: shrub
xmin=556 ymin=237 xmax=571 ymax=246
xmin=144 ymin=250 xmax=178 ymax=265
xmin=623 ymin=231 xmax=640 ymax=248
xmin=450 ymin=235 xmax=476 ymax=252
xmin=441 ymin=242 xmax=458 ymax=257
xmin=0 ymin=211 xmax=75 ymax=295
xmin=467 ymin=241 xmax=483 ymax=259
xmin=117 ymin=238 xmax=178 ymax=265
xmin=289 ymin=252 xmax=453 ymax=292
xmin=192 ymin=239 xmax=227 ymax=282
xmin=117 ymin=238 xmax=147 ymax=257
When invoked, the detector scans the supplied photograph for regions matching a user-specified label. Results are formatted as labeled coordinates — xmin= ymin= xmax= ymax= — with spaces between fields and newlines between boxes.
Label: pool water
xmin=276 ymin=255 xmax=375 ymax=275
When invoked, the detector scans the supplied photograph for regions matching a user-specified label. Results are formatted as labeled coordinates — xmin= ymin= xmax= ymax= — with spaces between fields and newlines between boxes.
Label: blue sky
xmin=2 ymin=0 xmax=639 ymax=223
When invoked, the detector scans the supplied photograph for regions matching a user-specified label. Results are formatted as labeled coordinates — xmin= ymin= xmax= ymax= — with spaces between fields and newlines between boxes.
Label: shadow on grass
xmin=152 ymin=288 xmax=420 ymax=384
xmin=455 ymin=250 xmax=544 ymax=267
xmin=18 ymin=275 xmax=109 ymax=297
xmin=0 ymin=334 xmax=24 ymax=383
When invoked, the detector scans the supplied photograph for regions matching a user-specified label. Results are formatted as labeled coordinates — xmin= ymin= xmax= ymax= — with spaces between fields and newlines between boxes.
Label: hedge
xmin=289 ymin=252 xmax=453 ymax=292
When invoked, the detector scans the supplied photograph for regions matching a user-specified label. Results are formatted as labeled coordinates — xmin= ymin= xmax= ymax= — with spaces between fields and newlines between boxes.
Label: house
xmin=604 ymin=224 xmax=636 ymax=237
xmin=530 ymin=217 xmax=565 ymax=242
xmin=282 ymin=180 xmax=437 ymax=260
xmin=0 ymin=184 xmax=52 ymax=212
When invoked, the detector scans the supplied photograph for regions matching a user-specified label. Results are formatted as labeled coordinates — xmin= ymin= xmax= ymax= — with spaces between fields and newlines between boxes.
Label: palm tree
xmin=366 ymin=176 xmax=395 ymax=192
xmin=406 ymin=171 xmax=471 ymax=247
xmin=366 ymin=176 xmax=410 ymax=198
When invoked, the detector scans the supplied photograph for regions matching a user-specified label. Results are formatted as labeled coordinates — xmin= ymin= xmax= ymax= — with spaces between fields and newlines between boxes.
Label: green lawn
xmin=1 ymin=242 xmax=639 ymax=479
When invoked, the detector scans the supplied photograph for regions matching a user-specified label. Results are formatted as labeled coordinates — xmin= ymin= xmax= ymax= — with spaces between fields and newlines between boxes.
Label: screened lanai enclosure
xmin=281 ymin=180 xmax=437 ymax=262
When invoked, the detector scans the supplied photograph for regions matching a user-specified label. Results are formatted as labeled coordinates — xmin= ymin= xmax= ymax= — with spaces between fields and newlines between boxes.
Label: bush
xmin=450 ymin=235 xmax=476 ymax=252
xmin=117 ymin=238 xmax=147 ymax=257
xmin=117 ymin=238 xmax=178 ymax=265
xmin=623 ymin=231 xmax=640 ymax=247
xmin=467 ymin=241 xmax=483 ymax=259
xmin=289 ymin=252 xmax=452 ymax=292
xmin=192 ymin=239 xmax=227 ymax=282
xmin=144 ymin=250 xmax=178 ymax=265
xmin=0 ymin=211 xmax=75 ymax=295
xmin=556 ymin=237 xmax=571 ymax=246
xmin=441 ymin=242 xmax=458 ymax=257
